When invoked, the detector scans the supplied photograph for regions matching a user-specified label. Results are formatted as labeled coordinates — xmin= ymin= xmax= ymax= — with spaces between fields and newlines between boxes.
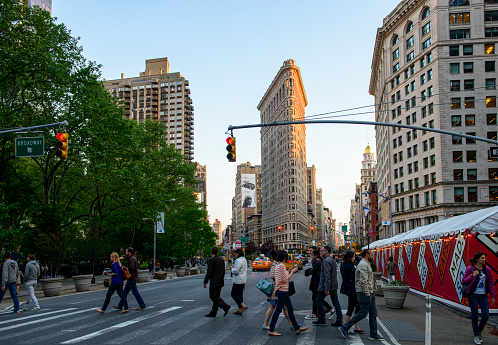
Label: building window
xmin=407 ymin=36 xmax=414 ymax=49
xmin=467 ymin=169 xmax=477 ymax=180
xmin=425 ymin=191 xmax=430 ymax=205
xmin=487 ymin=113 xmax=497 ymax=125
xmin=450 ymin=46 xmax=459 ymax=56
xmin=489 ymin=168 xmax=498 ymax=179
xmin=468 ymin=188 xmax=478 ymax=202
xmin=464 ymin=79 xmax=474 ymax=90
xmin=449 ymin=0 xmax=470 ymax=6
xmin=487 ymin=96 xmax=497 ymax=108
xmin=466 ymin=132 xmax=476 ymax=144
xmin=453 ymin=151 xmax=463 ymax=162
xmin=450 ymin=63 xmax=460 ymax=74
xmin=486 ymin=78 xmax=497 ymax=90
xmin=422 ymin=7 xmax=430 ymax=20
xmin=465 ymin=97 xmax=475 ymax=108
xmin=450 ymin=80 xmax=461 ymax=91
xmin=422 ymin=22 xmax=432 ymax=35
xmin=452 ymin=135 xmax=462 ymax=144
xmin=393 ymin=63 xmax=400 ymax=73
xmin=450 ymin=29 xmax=471 ymax=39
xmin=454 ymin=188 xmax=464 ymax=202
xmin=430 ymin=155 xmax=436 ymax=167
xmin=423 ymin=140 xmax=428 ymax=151
xmin=463 ymin=45 xmax=473 ymax=55
xmin=415 ymin=177 xmax=420 ymax=188
xmin=421 ymin=74 xmax=426 ymax=85
xmin=454 ymin=169 xmax=463 ymax=180
xmin=412 ymin=112 xmax=417 ymax=123
xmin=428 ymin=86 xmax=433 ymax=97
xmin=406 ymin=22 xmax=414 ymax=34
xmin=452 ymin=116 xmax=462 ymax=128
xmin=423 ymin=38 xmax=432 ymax=50
xmin=490 ymin=186 xmax=498 ymax=201
xmin=450 ymin=12 xmax=471 ymax=23
xmin=393 ymin=49 xmax=399 ymax=61
xmin=485 ymin=44 xmax=495 ymax=54
xmin=414 ymin=145 xmax=419 ymax=155
xmin=423 ymin=157 xmax=429 ymax=168
xmin=485 ymin=11 xmax=498 ymax=22
xmin=463 ymin=62 xmax=474 ymax=73
xmin=451 ymin=98 xmax=461 ymax=109
xmin=467 ymin=150 xmax=477 ymax=162
xmin=393 ymin=34 xmax=399 ymax=45
xmin=485 ymin=61 xmax=496 ymax=72
xmin=485 ymin=27 xmax=498 ymax=37
xmin=465 ymin=114 xmax=475 ymax=126
xmin=424 ymin=175 xmax=430 ymax=186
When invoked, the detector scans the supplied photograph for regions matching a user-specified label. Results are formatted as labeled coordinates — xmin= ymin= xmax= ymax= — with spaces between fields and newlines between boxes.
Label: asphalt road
xmin=0 ymin=264 xmax=487 ymax=345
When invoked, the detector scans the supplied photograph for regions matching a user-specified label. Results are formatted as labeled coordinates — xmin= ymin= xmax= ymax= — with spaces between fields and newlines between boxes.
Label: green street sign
xmin=15 ymin=137 xmax=45 ymax=157
xmin=342 ymin=225 xmax=348 ymax=233
xmin=240 ymin=237 xmax=248 ymax=243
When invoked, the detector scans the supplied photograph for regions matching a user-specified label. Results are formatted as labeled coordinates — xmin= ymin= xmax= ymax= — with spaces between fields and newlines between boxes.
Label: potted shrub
xmin=381 ymin=280 xmax=411 ymax=309
xmin=40 ymin=275 xmax=64 ymax=297
xmin=175 ymin=265 xmax=185 ymax=277
xmin=72 ymin=274 xmax=93 ymax=292
xmin=137 ymin=262 xmax=149 ymax=282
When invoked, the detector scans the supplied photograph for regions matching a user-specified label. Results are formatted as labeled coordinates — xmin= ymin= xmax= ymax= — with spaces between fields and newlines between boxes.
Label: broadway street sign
xmin=15 ymin=137 xmax=44 ymax=157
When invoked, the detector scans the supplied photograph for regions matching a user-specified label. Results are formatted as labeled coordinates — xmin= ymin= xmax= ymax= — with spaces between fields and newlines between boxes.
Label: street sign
xmin=490 ymin=147 xmax=498 ymax=159
xmin=342 ymin=225 xmax=348 ymax=233
xmin=15 ymin=137 xmax=44 ymax=157
xmin=235 ymin=240 xmax=241 ymax=249
xmin=381 ymin=221 xmax=391 ymax=225
xmin=240 ymin=237 xmax=248 ymax=244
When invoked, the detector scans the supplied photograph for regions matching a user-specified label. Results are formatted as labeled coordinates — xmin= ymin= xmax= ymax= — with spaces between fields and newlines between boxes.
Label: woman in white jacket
xmin=231 ymin=249 xmax=248 ymax=314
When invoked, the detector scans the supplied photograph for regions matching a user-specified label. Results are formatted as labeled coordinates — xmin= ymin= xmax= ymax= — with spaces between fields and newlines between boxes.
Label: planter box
xmin=381 ymin=285 xmax=410 ymax=309
xmin=175 ymin=268 xmax=185 ymax=277
xmin=40 ymin=277 xmax=64 ymax=297
xmin=154 ymin=271 xmax=167 ymax=280
xmin=137 ymin=270 xmax=149 ymax=283
xmin=72 ymin=274 xmax=93 ymax=292
xmin=183 ymin=267 xmax=190 ymax=276
xmin=373 ymin=272 xmax=383 ymax=281
xmin=189 ymin=267 xmax=199 ymax=275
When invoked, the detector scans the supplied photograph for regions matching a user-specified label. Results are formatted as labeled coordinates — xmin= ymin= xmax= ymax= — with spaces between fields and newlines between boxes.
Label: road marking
xmin=0 ymin=308 xmax=77 ymax=325
xmin=0 ymin=308 xmax=92 ymax=332
xmin=366 ymin=315 xmax=390 ymax=345
xmin=61 ymin=306 xmax=181 ymax=344
xmin=377 ymin=317 xmax=401 ymax=345
xmin=69 ymin=297 xmax=102 ymax=305
xmin=180 ymin=300 xmax=194 ymax=302
xmin=296 ymin=319 xmax=316 ymax=345
xmin=347 ymin=333 xmax=365 ymax=345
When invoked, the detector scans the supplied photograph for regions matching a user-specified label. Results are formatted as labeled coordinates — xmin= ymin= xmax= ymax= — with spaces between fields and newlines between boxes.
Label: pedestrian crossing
xmin=0 ymin=304 xmax=402 ymax=344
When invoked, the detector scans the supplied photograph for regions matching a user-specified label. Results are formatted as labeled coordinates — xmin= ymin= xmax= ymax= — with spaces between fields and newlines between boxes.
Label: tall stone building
xmin=370 ymin=0 xmax=498 ymax=239
xmin=195 ymin=163 xmax=207 ymax=206
xmin=104 ymin=58 xmax=194 ymax=161
xmin=232 ymin=162 xmax=262 ymax=243
xmin=212 ymin=219 xmax=222 ymax=245
xmin=258 ymin=59 xmax=309 ymax=250
xmin=28 ymin=0 xmax=51 ymax=13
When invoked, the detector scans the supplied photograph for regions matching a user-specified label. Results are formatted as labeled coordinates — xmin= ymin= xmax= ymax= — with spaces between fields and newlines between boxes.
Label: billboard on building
xmin=241 ymin=174 xmax=256 ymax=208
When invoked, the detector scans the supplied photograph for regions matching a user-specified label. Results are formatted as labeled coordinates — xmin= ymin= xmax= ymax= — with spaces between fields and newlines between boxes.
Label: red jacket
xmin=462 ymin=264 xmax=496 ymax=299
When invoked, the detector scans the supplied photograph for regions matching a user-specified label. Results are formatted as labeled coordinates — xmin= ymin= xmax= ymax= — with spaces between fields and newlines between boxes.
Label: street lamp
xmin=143 ymin=198 xmax=176 ymax=275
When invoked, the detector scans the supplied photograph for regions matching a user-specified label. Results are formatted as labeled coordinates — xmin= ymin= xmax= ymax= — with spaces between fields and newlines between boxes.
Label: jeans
xmin=117 ymin=280 xmax=145 ymax=309
xmin=0 ymin=282 xmax=19 ymax=312
xmin=25 ymin=281 xmax=39 ymax=308
xmin=231 ymin=283 xmax=245 ymax=308
xmin=102 ymin=283 xmax=128 ymax=311
xmin=343 ymin=292 xmax=378 ymax=337
xmin=468 ymin=294 xmax=489 ymax=336
xmin=316 ymin=290 xmax=343 ymax=322
xmin=269 ymin=290 xmax=300 ymax=332
xmin=312 ymin=289 xmax=332 ymax=315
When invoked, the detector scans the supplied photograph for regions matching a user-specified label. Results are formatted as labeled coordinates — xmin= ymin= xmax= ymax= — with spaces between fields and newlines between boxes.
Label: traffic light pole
xmin=0 ymin=120 xmax=68 ymax=135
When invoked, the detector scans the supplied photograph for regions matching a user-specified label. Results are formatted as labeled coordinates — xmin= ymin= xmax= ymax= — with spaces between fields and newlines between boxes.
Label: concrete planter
xmin=381 ymin=285 xmax=410 ymax=309
xmin=137 ymin=270 xmax=149 ymax=283
xmin=184 ymin=267 xmax=190 ymax=276
xmin=72 ymin=274 xmax=93 ymax=292
xmin=189 ymin=267 xmax=199 ymax=275
xmin=373 ymin=272 xmax=383 ymax=281
xmin=199 ymin=266 xmax=207 ymax=274
xmin=175 ymin=268 xmax=185 ymax=277
xmin=40 ymin=277 xmax=64 ymax=297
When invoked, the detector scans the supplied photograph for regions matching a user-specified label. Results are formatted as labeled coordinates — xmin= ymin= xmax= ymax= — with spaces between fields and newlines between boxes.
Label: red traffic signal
xmin=226 ymin=136 xmax=236 ymax=162
xmin=56 ymin=132 xmax=68 ymax=159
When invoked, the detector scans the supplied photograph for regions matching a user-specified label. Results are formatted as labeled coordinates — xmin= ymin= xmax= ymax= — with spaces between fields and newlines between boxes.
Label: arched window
xmin=392 ymin=34 xmax=399 ymax=46
xmin=449 ymin=0 xmax=469 ymax=6
xmin=422 ymin=7 xmax=430 ymax=20
xmin=406 ymin=21 xmax=414 ymax=34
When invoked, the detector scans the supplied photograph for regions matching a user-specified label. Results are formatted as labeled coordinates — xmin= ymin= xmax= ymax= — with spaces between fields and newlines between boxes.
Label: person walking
xmin=339 ymin=249 xmax=385 ymax=341
xmin=268 ymin=250 xmax=308 ymax=336
xmin=0 ymin=252 xmax=20 ymax=314
xmin=96 ymin=252 xmax=129 ymax=314
xmin=305 ymin=249 xmax=333 ymax=320
xmin=340 ymin=251 xmax=364 ymax=334
xmin=387 ymin=257 xmax=397 ymax=283
xmin=462 ymin=251 xmax=496 ymax=345
xmin=115 ymin=247 xmax=146 ymax=311
xmin=313 ymin=246 xmax=343 ymax=326
xmin=263 ymin=250 xmax=296 ymax=330
xmin=23 ymin=254 xmax=40 ymax=311
xmin=203 ymin=246 xmax=230 ymax=317
xmin=231 ymin=249 xmax=248 ymax=314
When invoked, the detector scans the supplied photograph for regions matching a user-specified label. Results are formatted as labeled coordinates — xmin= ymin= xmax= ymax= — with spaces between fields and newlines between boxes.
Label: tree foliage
xmin=0 ymin=1 xmax=214 ymax=274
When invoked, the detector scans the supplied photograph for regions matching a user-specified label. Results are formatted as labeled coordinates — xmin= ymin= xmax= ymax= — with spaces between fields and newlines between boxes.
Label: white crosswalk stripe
xmin=0 ymin=308 xmax=92 ymax=332
xmin=0 ymin=308 xmax=77 ymax=325
xmin=60 ymin=306 xmax=181 ymax=344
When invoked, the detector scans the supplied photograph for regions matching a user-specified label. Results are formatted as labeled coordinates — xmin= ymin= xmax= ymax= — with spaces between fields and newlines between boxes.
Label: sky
xmin=52 ymin=0 xmax=401 ymax=230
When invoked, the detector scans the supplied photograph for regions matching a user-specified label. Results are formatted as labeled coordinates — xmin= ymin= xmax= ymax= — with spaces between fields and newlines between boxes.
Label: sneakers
xmin=339 ymin=326 xmax=351 ymax=340
xmin=328 ymin=310 xmax=336 ymax=320
xmin=479 ymin=332 xmax=483 ymax=343
xmin=304 ymin=314 xmax=317 ymax=320
xmin=136 ymin=307 xmax=146 ymax=311
xmin=474 ymin=335 xmax=481 ymax=344
xmin=32 ymin=306 xmax=40 ymax=311
xmin=368 ymin=335 xmax=386 ymax=341
xmin=12 ymin=310 xmax=20 ymax=314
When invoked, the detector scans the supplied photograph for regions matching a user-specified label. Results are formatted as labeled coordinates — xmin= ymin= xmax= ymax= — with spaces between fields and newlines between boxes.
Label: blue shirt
xmin=111 ymin=262 xmax=123 ymax=284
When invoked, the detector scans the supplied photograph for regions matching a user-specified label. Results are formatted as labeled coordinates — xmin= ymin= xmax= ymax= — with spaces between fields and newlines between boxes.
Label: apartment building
xmin=258 ymin=60 xmax=309 ymax=250
xmin=212 ymin=219 xmax=222 ymax=245
xmin=28 ymin=0 xmax=51 ymax=14
xmin=104 ymin=58 xmax=194 ymax=161
xmin=369 ymin=0 xmax=498 ymax=239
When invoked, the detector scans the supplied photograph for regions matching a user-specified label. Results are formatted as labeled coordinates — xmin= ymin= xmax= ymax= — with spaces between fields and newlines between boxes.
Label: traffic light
xmin=311 ymin=226 xmax=315 ymax=232
xmin=278 ymin=226 xmax=283 ymax=232
xmin=55 ymin=133 xmax=68 ymax=160
xmin=226 ymin=136 xmax=236 ymax=162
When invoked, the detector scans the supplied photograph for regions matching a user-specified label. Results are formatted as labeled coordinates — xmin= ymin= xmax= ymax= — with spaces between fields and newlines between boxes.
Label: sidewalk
xmin=375 ymin=290 xmax=498 ymax=344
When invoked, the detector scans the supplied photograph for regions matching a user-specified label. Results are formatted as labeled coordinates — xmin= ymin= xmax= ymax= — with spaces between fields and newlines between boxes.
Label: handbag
xmin=257 ymin=277 xmax=274 ymax=297
xmin=122 ymin=266 xmax=131 ymax=280
xmin=288 ymin=281 xmax=296 ymax=296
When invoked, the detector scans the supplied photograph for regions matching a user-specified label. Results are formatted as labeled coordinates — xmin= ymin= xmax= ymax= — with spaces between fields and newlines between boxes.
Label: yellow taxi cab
xmin=284 ymin=254 xmax=303 ymax=270
xmin=252 ymin=257 xmax=271 ymax=271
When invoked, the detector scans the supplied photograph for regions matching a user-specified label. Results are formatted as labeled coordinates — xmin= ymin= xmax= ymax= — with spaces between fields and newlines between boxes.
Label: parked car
xmin=252 ymin=257 xmax=271 ymax=271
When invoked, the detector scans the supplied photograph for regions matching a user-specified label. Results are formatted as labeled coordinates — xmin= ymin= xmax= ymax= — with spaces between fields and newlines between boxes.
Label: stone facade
xmin=369 ymin=0 xmax=498 ymax=239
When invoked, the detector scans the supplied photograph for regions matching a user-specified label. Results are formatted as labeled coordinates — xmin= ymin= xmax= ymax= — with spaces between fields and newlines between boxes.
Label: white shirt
xmin=231 ymin=257 xmax=247 ymax=284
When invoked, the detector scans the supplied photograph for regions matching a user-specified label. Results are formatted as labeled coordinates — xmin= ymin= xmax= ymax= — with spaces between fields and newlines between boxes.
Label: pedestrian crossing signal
xmin=226 ymin=136 xmax=236 ymax=162
xmin=56 ymin=133 xmax=68 ymax=159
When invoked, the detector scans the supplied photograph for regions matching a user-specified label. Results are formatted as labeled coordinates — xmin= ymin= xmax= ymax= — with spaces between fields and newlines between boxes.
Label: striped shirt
xmin=274 ymin=263 xmax=290 ymax=292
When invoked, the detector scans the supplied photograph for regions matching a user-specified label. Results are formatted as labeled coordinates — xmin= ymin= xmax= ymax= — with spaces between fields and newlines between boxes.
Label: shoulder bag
xmin=288 ymin=281 xmax=296 ymax=296
xmin=257 ymin=270 xmax=274 ymax=297
xmin=461 ymin=265 xmax=473 ymax=298
xmin=122 ymin=266 xmax=131 ymax=280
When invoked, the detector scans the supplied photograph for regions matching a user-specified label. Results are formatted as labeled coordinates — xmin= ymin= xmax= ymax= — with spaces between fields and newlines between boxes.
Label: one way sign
xmin=490 ymin=147 xmax=498 ymax=159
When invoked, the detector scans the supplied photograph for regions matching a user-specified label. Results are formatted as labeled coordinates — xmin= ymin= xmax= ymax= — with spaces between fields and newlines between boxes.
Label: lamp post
xmin=143 ymin=198 xmax=175 ymax=275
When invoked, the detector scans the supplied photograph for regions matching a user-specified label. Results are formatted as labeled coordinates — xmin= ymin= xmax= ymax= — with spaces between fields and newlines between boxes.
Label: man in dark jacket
xmin=313 ymin=246 xmax=343 ymax=326
xmin=306 ymin=249 xmax=332 ymax=319
xmin=203 ymin=246 xmax=230 ymax=317
xmin=116 ymin=247 xmax=146 ymax=311
xmin=0 ymin=252 xmax=20 ymax=314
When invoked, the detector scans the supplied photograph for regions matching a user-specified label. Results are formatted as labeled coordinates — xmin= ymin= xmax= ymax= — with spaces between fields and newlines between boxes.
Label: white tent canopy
xmin=364 ymin=206 xmax=498 ymax=250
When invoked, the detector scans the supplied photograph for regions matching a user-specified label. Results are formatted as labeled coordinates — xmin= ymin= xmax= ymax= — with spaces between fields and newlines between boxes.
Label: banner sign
xmin=241 ymin=174 xmax=256 ymax=208
xmin=371 ymin=233 xmax=498 ymax=311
